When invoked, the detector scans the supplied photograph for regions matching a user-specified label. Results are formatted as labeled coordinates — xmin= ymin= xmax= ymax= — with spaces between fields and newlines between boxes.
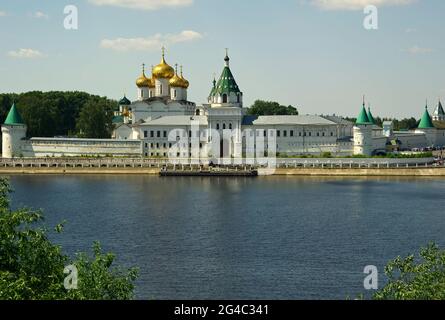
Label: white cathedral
xmin=2 ymin=49 xmax=445 ymax=160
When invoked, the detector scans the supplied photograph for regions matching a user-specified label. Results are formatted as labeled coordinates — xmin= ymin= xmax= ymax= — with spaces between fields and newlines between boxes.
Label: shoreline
xmin=1 ymin=167 xmax=445 ymax=176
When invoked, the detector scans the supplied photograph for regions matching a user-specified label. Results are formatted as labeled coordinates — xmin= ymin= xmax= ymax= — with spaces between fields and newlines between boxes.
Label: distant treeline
xmin=0 ymin=91 xmax=117 ymax=139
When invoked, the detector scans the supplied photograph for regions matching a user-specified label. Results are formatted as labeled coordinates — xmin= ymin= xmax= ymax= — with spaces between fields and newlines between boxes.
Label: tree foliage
xmin=76 ymin=99 xmax=115 ymax=138
xmin=0 ymin=178 xmax=138 ymax=300
xmin=374 ymin=243 xmax=445 ymax=300
xmin=247 ymin=100 xmax=298 ymax=116
xmin=0 ymin=91 xmax=117 ymax=139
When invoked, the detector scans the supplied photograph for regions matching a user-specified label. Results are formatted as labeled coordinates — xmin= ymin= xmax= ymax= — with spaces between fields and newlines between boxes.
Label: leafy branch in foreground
xmin=0 ymin=178 xmax=138 ymax=300
xmin=374 ymin=243 xmax=445 ymax=300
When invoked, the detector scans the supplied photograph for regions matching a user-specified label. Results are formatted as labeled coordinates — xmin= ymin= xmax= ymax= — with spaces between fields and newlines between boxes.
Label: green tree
xmin=0 ymin=91 xmax=117 ymax=139
xmin=373 ymin=243 xmax=445 ymax=300
xmin=76 ymin=99 xmax=114 ymax=138
xmin=247 ymin=100 xmax=298 ymax=116
xmin=0 ymin=178 xmax=138 ymax=300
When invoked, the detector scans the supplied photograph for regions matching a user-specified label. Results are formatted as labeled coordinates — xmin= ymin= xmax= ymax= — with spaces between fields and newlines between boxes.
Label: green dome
xmin=356 ymin=104 xmax=372 ymax=125
xmin=418 ymin=106 xmax=434 ymax=129
xmin=4 ymin=103 xmax=24 ymax=125
xmin=112 ymin=115 xmax=124 ymax=124
xmin=119 ymin=96 xmax=131 ymax=106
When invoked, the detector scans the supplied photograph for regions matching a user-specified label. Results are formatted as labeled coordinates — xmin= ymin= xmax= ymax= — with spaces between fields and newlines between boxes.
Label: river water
xmin=8 ymin=175 xmax=445 ymax=299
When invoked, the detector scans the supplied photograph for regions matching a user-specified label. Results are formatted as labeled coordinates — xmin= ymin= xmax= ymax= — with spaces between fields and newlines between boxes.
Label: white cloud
xmin=0 ymin=11 xmax=7 ymax=17
xmin=89 ymin=0 xmax=193 ymax=10
xmin=405 ymin=28 xmax=417 ymax=33
xmin=100 ymin=30 xmax=203 ymax=52
xmin=32 ymin=11 xmax=49 ymax=19
xmin=405 ymin=45 xmax=433 ymax=54
xmin=310 ymin=0 xmax=415 ymax=10
xmin=8 ymin=49 xmax=46 ymax=59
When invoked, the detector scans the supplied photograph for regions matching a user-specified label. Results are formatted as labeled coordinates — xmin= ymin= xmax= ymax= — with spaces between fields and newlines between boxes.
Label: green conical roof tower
xmin=211 ymin=50 xmax=242 ymax=97
xmin=367 ymin=106 xmax=376 ymax=125
xmin=4 ymin=103 xmax=24 ymax=125
xmin=356 ymin=101 xmax=372 ymax=125
xmin=418 ymin=105 xmax=434 ymax=129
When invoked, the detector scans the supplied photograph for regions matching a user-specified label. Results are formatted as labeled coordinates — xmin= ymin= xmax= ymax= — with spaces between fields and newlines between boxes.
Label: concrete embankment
xmin=0 ymin=167 xmax=161 ymax=175
xmin=266 ymin=167 xmax=445 ymax=176
xmin=1 ymin=166 xmax=445 ymax=176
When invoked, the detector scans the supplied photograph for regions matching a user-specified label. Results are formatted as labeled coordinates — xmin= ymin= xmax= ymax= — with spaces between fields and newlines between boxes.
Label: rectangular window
xmin=150 ymin=131 xmax=154 ymax=138
xmin=284 ymin=131 xmax=287 ymax=137
xmin=157 ymin=131 xmax=161 ymax=138
xmin=277 ymin=130 xmax=281 ymax=137
xmin=163 ymin=131 xmax=167 ymax=138
xmin=144 ymin=131 xmax=148 ymax=138
xmin=290 ymin=130 xmax=294 ymax=137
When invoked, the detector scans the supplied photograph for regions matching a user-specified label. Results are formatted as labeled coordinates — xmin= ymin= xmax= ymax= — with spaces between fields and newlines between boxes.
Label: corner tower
xmin=353 ymin=99 xmax=373 ymax=156
xmin=2 ymin=103 xmax=27 ymax=158
xmin=415 ymin=104 xmax=436 ymax=146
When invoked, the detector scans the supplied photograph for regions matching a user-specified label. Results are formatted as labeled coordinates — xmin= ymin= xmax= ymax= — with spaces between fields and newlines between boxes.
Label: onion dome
xmin=119 ymin=95 xmax=131 ymax=106
xmin=169 ymin=64 xmax=186 ymax=88
xmin=153 ymin=47 xmax=174 ymax=79
xmin=180 ymin=65 xmax=189 ymax=89
xmin=136 ymin=64 xmax=150 ymax=88
xmin=122 ymin=108 xmax=130 ymax=117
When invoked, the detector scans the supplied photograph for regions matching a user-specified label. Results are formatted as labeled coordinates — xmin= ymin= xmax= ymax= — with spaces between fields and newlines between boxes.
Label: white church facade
xmin=2 ymin=49 xmax=445 ymax=160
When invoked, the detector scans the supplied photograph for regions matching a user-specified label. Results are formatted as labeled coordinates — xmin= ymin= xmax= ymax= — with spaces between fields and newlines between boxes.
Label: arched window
xmin=237 ymin=94 xmax=240 ymax=103
xmin=196 ymin=109 xmax=200 ymax=116
xmin=216 ymin=123 xmax=220 ymax=130
xmin=229 ymin=123 xmax=232 ymax=130
xmin=160 ymin=85 xmax=163 ymax=95
xmin=223 ymin=123 xmax=226 ymax=130
xmin=222 ymin=94 xmax=228 ymax=103
xmin=174 ymin=90 xmax=177 ymax=98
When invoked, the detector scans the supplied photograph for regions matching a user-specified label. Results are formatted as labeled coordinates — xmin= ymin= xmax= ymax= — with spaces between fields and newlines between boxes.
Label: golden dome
xmin=169 ymin=64 xmax=187 ymax=88
xmin=153 ymin=48 xmax=174 ymax=79
xmin=180 ymin=65 xmax=189 ymax=89
xmin=136 ymin=64 xmax=150 ymax=87
xmin=122 ymin=107 xmax=130 ymax=117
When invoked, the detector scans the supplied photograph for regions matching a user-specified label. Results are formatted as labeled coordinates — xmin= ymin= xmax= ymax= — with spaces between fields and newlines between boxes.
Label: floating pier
xmin=160 ymin=166 xmax=258 ymax=177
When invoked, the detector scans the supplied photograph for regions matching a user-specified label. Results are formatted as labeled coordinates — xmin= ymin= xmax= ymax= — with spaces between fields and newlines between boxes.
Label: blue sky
xmin=0 ymin=0 xmax=444 ymax=118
